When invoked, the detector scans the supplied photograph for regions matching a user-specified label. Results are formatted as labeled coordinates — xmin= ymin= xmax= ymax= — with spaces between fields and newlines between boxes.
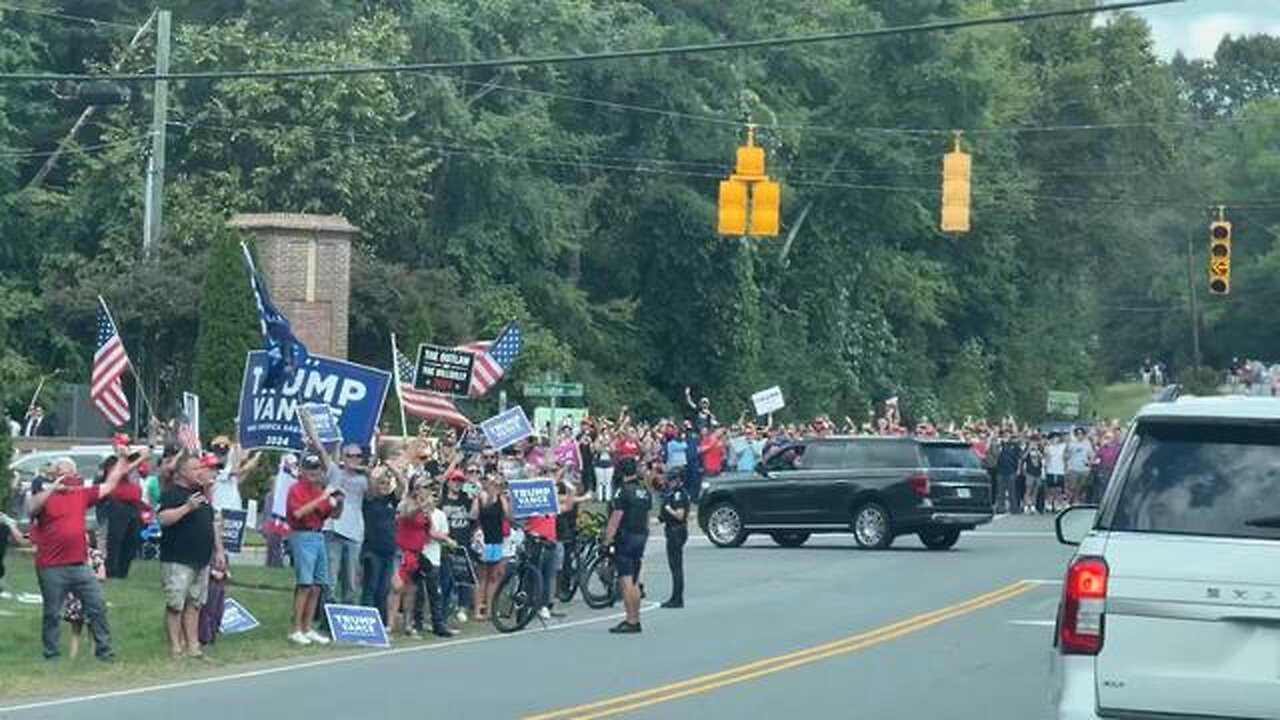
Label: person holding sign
xmin=286 ymin=454 xmax=343 ymax=646
xmin=603 ymin=457 xmax=650 ymax=634
xmin=157 ymin=452 xmax=225 ymax=659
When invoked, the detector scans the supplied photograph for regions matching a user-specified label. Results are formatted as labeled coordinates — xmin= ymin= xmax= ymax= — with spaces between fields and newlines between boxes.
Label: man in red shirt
xmin=286 ymin=454 xmax=343 ymax=645
xmin=28 ymin=451 xmax=145 ymax=660
xmin=698 ymin=427 xmax=726 ymax=477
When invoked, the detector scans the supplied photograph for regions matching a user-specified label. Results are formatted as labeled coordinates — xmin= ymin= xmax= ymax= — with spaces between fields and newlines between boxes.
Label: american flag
xmin=91 ymin=298 xmax=131 ymax=428
xmin=392 ymin=338 xmax=471 ymax=427
xmin=177 ymin=393 xmax=201 ymax=452
xmin=462 ymin=321 xmax=523 ymax=398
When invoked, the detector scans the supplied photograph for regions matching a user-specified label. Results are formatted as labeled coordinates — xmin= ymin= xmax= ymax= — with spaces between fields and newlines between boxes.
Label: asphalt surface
xmin=1 ymin=514 xmax=1071 ymax=720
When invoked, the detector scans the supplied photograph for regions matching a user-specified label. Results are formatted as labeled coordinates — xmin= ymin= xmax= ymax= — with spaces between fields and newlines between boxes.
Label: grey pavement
xmin=1 ymin=514 xmax=1071 ymax=720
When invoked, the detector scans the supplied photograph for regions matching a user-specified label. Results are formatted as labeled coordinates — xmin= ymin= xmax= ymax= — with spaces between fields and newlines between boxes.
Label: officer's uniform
xmin=659 ymin=484 xmax=689 ymax=606
xmin=609 ymin=479 xmax=651 ymax=579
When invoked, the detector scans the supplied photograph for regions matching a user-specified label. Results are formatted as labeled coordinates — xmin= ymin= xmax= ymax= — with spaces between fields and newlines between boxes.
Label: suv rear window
xmin=922 ymin=444 xmax=980 ymax=469
xmin=1105 ymin=422 xmax=1280 ymax=541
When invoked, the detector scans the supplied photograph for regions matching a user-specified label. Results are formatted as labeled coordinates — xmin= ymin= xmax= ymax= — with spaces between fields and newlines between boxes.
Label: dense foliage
xmin=1 ymin=1 xmax=1277 ymax=432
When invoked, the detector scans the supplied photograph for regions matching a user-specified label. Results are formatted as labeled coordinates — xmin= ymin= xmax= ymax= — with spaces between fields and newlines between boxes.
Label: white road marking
xmin=0 ymin=602 xmax=660 ymax=714
xmin=1008 ymin=620 xmax=1056 ymax=627
xmin=1022 ymin=579 xmax=1064 ymax=585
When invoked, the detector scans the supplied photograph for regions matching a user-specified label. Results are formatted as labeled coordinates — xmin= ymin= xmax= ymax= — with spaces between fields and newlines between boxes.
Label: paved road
xmin=2 ymin=515 xmax=1070 ymax=720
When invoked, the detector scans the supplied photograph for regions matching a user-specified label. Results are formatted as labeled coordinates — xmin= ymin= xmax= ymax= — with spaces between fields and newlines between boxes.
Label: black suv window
xmin=923 ymin=444 xmax=980 ymax=469
xmin=847 ymin=440 xmax=918 ymax=469
xmin=804 ymin=442 xmax=847 ymax=470
xmin=763 ymin=444 xmax=806 ymax=472
xmin=1104 ymin=421 xmax=1280 ymax=541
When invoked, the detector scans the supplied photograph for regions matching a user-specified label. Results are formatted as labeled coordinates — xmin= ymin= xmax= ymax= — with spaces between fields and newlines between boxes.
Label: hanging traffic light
xmin=1209 ymin=209 xmax=1231 ymax=295
xmin=717 ymin=124 xmax=780 ymax=237
xmin=941 ymin=132 xmax=971 ymax=233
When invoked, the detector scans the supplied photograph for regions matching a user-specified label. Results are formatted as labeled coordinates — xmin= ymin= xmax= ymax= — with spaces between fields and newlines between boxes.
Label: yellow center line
xmin=525 ymin=580 xmax=1037 ymax=720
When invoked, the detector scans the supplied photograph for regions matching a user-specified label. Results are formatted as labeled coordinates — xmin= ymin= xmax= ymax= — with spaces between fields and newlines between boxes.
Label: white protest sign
xmin=751 ymin=386 xmax=786 ymax=416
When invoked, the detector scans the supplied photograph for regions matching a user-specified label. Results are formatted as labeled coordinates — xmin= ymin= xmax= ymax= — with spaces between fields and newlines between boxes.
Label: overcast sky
xmin=1135 ymin=0 xmax=1280 ymax=59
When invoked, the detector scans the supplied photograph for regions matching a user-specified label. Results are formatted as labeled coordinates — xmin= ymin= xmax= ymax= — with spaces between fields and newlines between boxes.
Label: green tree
xmin=193 ymin=231 xmax=260 ymax=435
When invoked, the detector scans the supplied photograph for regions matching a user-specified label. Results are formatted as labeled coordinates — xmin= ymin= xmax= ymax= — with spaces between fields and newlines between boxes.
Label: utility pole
xmin=1186 ymin=222 xmax=1202 ymax=369
xmin=143 ymin=9 xmax=171 ymax=257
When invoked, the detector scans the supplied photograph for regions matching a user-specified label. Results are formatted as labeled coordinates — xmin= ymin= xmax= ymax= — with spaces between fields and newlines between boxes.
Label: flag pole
xmin=97 ymin=295 xmax=156 ymax=427
xmin=389 ymin=333 xmax=409 ymax=438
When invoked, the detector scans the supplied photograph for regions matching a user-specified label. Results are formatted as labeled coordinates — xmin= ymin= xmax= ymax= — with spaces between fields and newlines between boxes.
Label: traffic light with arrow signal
xmin=1208 ymin=209 xmax=1231 ymax=296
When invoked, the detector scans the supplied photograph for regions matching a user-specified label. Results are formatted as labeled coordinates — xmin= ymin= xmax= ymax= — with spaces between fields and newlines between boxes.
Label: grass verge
xmin=1088 ymin=382 xmax=1154 ymax=423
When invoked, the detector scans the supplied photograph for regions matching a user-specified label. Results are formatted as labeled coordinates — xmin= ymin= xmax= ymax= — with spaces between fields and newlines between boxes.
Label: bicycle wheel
xmin=491 ymin=563 xmax=542 ymax=633
xmin=556 ymin=561 xmax=579 ymax=603
xmin=580 ymin=553 xmax=618 ymax=610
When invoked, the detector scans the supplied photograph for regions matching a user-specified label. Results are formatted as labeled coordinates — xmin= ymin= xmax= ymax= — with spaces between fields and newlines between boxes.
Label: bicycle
xmin=491 ymin=531 xmax=553 ymax=633
xmin=579 ymin=543 xmax=620 ymax=609
xmin=556 ymin=509 xmax=606 ymax=603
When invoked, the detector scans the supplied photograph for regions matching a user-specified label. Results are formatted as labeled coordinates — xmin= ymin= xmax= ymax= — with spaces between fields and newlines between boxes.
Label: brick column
xmin=226 ymin=213 xmax=358 ymax=359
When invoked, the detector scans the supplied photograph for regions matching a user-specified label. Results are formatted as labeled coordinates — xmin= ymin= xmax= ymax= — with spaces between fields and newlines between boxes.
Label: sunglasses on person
xmin=466 ymin=468 xmax=481 ymax=475
xmin=344 ymin=452 xmax=362 ymax=459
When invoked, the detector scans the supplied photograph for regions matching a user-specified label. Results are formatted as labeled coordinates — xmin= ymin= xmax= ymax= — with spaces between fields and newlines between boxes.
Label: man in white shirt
xmin=419 ymin=485 xmax=458 ymax=638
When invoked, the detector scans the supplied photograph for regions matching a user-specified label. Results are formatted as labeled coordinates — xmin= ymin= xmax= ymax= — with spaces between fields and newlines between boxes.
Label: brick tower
xmin=226 ymin=213 xmax=358 ymax=359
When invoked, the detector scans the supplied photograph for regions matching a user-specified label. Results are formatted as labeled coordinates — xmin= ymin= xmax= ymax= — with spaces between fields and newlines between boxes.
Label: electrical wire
xmin=0 ymin=135 xmax=149 ymax=158
xmin=0 ymin=2 xmax=141 ymax=31
xmin=0 ymin=0 xmax=1184 ymax=83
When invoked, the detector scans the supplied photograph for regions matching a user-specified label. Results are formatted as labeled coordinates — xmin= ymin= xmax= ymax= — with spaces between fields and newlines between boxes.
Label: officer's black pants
xmin=664 ymin=524 xmax=687 ymax=603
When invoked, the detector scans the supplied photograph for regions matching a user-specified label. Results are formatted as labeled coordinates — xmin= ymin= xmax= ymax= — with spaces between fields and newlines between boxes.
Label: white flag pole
xmin=389 ymin=333 xmax=409 ymax=438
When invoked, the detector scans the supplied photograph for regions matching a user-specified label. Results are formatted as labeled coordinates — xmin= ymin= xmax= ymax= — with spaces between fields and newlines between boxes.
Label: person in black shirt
xmin=157 ymin=452 xmax=222 ymax=659
xmin=604 ymin=457 xmax=650 ymax=634
xmin=360 ymin=467 xmax=399 ymax=623
xmin=656 ymin=463 xmax=689 ymax=609
xmin=439 ymin=467 xmax=476 ymax=622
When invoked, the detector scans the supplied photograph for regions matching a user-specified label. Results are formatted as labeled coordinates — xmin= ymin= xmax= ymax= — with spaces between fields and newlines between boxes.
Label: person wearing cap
xmin=157 ymin=452 xmax=224 ymax=659
xmin=603 ymin=456 xmax=650 ymax=634
xmin=102 ymin=438 xmax=149 ymax=579
xmin=28 ymin=451 xmax=146 ymax=660
xmin=301 ymin=408 xmax=370 ymax=607
xmin=656 ymin=462 xmax=689 ymax=609
xmin=286 ymin=453 xmax=343 ymax=646
xmin=438 ymin=466 xmax=475 ymax=623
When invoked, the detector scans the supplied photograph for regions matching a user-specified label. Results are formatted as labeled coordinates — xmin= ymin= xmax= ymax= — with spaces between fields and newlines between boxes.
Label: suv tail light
xmin=1058 ymin=556 xmax=1108 ymax=655
xmin=908 ymin=473 xmax=930 ymax=498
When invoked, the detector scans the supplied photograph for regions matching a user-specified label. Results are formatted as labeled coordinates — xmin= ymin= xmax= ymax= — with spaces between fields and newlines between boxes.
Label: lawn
xmin=1088 ymin=382 xmax=1155 ymax=423
xmin=0 ymin=554 xmax=357 ymax=699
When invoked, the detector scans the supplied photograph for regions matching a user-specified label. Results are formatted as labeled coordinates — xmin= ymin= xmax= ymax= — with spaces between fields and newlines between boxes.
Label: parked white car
xmin=1052 ymin=396 xmax=1280 ymax=719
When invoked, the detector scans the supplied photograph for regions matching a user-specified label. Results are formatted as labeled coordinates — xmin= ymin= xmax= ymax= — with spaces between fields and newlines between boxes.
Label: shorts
xmin=396 ymin=550 xmax=421 ymax=584
xmin=161 ymin=562 xmax=210 ymax=611
xmin=614 ymin=533 xmax=647 ymax=579
xmin=1046 ymin=474 xmax=1064 ymax=489
xmin=481 ymin=544 xmax=504 ymax=564
xmin=290 ymin=530 xmax=329 ymax=586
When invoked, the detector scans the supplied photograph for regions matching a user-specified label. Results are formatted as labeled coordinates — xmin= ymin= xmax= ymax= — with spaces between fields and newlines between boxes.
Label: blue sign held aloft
xmin=236 ymin=352 xmax=390 ymax=452
xmin=220 ymin=598 xmax=259 ymax=635
xmin=325 ymin=603 xmax=390 ymax=647
xmin=480 ymin=406 xmax=533 ymax=450
xmin=301 ymin=403 xmax=343 ymax=444
xmin=509 ymin=478 xmax=558 ymax=518
xmin=220 ymin=509 xmax=248 ymax=554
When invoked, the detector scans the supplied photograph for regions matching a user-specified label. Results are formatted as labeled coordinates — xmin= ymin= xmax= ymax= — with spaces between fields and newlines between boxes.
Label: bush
xmin=1180 ymin=366 xmax=1224 ymax=397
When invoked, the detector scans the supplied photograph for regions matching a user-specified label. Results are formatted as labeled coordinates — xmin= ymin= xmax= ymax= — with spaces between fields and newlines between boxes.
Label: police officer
xmin=603 ymin=457 xmax=649 ymax=634
xmin=657 ymin=463 xmax=688 ymax=609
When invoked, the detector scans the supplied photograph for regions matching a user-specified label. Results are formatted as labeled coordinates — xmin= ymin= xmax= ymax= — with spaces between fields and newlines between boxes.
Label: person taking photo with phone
xmin=157 ymin=452 xmax=226 ymax=659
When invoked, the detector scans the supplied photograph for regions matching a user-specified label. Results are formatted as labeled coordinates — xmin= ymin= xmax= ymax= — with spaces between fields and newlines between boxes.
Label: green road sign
xmin=1046 ymin=390 xmax=1081 ymax=418
xmin=522 ymin=382 xmax=584 ymax=398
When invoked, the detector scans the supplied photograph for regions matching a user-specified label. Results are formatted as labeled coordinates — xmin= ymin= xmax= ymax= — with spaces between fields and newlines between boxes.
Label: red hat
xmin=199 ymin=453 xmax=223 ymax=470
xmin=445 ymin=468 xmax=466 ymax=482
xmin=137 ymin=461 xmax=152 ymax=476
xmin=112 ymin=433 xmax=131 ymax=447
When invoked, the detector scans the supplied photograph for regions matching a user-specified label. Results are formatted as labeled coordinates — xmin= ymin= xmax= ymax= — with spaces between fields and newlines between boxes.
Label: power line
xmin=0 ymin=0 xmax=1184 ymax=83
xmin=0 ymin=2 xmax=141 ymax=31
xmin=0 ymin=135 xmax=149 ymax=158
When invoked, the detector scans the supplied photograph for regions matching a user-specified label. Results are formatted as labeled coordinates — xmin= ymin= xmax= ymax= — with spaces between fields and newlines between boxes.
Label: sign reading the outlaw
xmin=220 ymin=509 xmax=248 ymax=554
xmin=508 ymin=478 xmax=559 ymax=518
xmin=236 ymin=351 xmax=391 ymax=452
xmin=300 ymin=403 xmax=343 ymax=444
xmin=325 ymin=604 xmax=391 ymax=647
xmin=1046 ymin=390 xmax=1081 ymax=418
xmin=751 ymin=386 xmax=786 ymax=416
xmin=413 ymin=343 xmax=475 ymax=398
xmin=480 ymin=406 xmax=534 ymax=450
xmin=219 ymin=598 xmax=260 ymax=635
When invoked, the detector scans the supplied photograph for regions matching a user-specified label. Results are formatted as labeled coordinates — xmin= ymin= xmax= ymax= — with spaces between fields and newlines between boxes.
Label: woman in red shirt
xmin=386 ymin=484 xmax=430 ymax=637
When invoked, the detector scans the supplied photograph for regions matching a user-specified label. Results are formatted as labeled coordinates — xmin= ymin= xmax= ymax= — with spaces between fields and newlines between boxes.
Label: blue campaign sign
xmin=325 ymin=604 xmax=390 ymax=647
xmin=236 ymin=352 xmax=390 ymax=452
xmin=220 ymin=509 xmax=248 ymax=554
xmin=220 ymin=598 xmax=259 ymax=635
xmin=480 ymin=406 xmax=533 ymax=450
xmin=509 ymin=478 xmax=559 ymax=518
xmin=301 ymin=403 xmax=343 ymax=444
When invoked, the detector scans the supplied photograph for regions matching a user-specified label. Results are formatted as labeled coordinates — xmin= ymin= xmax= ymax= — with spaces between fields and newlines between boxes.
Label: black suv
xmin=697 ymin=436 xmax=993 ymax=550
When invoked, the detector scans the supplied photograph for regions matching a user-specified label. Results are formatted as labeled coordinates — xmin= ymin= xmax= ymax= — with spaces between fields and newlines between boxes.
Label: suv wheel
xmin=770 ymin=531 xmax=810 ymax=548
xmin=704 ymin=503 xmax=747 ymax=548
xmin=852 ymin=501 xmax=893 ymax=550
xmin=918 ymin=527 xmax=961 ymax=550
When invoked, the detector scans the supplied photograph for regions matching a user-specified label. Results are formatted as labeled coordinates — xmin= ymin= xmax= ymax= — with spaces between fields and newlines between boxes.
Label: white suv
xmin=1052 ymin=396 xmax=1280 ymax=719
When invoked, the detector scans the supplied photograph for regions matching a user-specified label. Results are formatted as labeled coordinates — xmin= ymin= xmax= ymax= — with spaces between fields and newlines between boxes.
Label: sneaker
xmin=609 ymin=621 xmax=642 ymax=634
xmin=304 ymin=629 xmax=331 ymax=645
xmin=455 ymin=610 xmax=468 ymax=624
xmin=550 ymin=609 xmax=568 ymax=618
xmin=660 ymin=600 xmax=684 ymax=609
xmin=538 ymin=607 xmax=552 ymax=621
xmin=405 ymin=628 xmax=420 ymax=639
xmin=288 ymin=631 xmax=312 ymax=646
xmin=432 ymin=627 xmax=457 ymax=638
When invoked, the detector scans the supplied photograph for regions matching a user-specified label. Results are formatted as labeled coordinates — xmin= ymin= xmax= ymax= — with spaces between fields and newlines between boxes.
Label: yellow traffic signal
xmin=1209 ymin=217 xmax=1231 ymax=295
xmin=750 ymin=179 xmax=780 ymax=236
xmin=716 ymin=124 xmax=780 ymax=237
xmin=718 ymin=179 xmax=748 ymax=236
xmin=941 ymin=134 xmax=971 ymax=233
